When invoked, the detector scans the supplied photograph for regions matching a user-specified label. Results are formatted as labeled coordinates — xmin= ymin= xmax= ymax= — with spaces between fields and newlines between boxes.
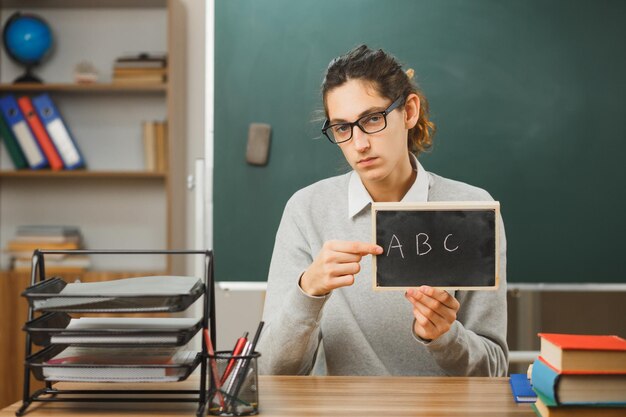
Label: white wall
xmin=215 ymin=283 xmax=266 ymax=350
xmin=180 ymin=0 xmax=206 ymax=274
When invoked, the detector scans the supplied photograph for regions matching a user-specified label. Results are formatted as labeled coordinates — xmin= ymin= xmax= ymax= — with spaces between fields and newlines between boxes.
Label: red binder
xmin=17 ymin=96 xmax=64 ymax=170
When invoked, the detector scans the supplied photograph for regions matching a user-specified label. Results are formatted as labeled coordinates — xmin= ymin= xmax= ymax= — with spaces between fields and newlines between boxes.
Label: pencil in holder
xmin=208 ymin=350 xmax=260 ymax=416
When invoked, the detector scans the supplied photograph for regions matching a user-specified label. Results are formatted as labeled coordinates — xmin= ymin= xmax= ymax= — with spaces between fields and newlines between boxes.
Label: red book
xmin=539 ymin=333 xmax=626 ymax=373
xmin=17 ymin=96 xmax=64 ymax=170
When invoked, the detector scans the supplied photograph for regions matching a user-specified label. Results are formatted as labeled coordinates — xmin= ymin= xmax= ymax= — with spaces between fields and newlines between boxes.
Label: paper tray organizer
xmin=25 ymin=312 xmax=203 ymax=347
xmin=27 ymin=344 xmax=202 ymax=383
xmin=22 ymin=276 xmax=204 ymax=313
xmin=16 ymin=249 xmax=217 ymax=417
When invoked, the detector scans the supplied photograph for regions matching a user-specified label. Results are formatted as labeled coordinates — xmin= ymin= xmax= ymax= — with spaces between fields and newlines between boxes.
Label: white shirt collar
xmin=348 ymin=153 xmax=430 ymax=218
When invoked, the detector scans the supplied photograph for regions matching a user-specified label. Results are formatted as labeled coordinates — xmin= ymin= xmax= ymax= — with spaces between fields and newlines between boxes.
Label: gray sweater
xmin=257 ymin=171 xmax=508 ymax=376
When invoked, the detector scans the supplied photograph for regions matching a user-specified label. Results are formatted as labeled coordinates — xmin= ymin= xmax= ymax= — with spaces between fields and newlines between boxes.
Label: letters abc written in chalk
xmin=385 ymin=233 xmax=460 ymax=259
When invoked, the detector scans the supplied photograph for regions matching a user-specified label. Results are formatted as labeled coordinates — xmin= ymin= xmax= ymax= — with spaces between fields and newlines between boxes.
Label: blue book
xmin=0 ymin=95 xmax=48 ymax=169
xmin=532 ymin=357 xmax=626 ymax=406
xmin=509 ymin=373 xmax=537 ymax=403
xmin=31 ymin=93 xmax=85 ymax=169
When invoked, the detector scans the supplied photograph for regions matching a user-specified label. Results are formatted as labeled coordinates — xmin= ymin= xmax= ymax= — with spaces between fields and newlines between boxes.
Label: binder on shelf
xmin=17 ymin=96 xmax=64 ymax=170
xmin=0 ymin=95 xmax=48 ymax=169
xmin=0 ymin=109 xmax=28 ymax=169
xmin=31 ymin=93 xmax=85 ymax=170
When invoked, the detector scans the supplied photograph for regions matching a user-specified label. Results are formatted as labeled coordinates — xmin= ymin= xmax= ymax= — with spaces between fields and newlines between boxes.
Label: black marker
xmin=227 ymin=321 xmax=264 ymax=408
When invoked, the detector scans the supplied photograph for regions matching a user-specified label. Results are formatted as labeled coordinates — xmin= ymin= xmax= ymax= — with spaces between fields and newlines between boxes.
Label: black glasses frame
xmin=322 ymin=96 xmax=405 ymax=144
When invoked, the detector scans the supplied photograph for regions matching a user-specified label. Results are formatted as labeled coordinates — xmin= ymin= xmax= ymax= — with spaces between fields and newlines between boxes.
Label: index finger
xmin=419 ymin=286 xmax=460 ymax=311
xmin=330 ymin=240 xmax=383 ymax=256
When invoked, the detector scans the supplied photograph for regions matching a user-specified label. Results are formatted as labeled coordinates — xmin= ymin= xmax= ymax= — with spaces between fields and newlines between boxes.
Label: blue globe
xmin=3 ymin=12 xmax=53 ymax=66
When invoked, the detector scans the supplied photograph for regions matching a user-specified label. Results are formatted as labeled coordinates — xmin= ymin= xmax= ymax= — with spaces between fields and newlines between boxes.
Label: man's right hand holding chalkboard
xmin=404 ymin=286 xmax=461 ymax=341
xmin=300 ymin=240 xmax=384 ymax=296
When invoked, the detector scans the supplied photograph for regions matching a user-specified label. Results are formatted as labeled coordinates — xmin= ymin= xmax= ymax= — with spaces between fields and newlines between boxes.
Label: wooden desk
xmin=0 ymin=375 xmax=534 ymax=417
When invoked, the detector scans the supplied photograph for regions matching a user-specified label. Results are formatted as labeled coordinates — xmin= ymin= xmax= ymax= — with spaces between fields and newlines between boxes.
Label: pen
xmin=220 ymin=331 xmax=248 ymax=385
xmin=227 ymin=321 xmax=264 ymax=408
xmin=223 ymin=340 xmax=251 ymax=398
xmin=204 ymin=328 xmax=225 ymax=409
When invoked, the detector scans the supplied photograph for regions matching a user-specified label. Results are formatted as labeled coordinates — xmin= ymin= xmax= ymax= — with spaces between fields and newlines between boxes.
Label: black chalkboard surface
xmin=372 ymin=202 xmax=500 ymax=290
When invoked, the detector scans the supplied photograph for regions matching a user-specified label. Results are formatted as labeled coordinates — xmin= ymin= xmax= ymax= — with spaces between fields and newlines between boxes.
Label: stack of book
xmin=531 ymin=333 xmax=626 ymax=417
xmin=6 ymin=225 xmax=91 ymax=272
xmin=142 ymin=120 xmax=168 ymax=172
xmin=0 ymin=94 xmax=85 ymax=170
xmin=112 ymin=53 xmax=167 ymax=85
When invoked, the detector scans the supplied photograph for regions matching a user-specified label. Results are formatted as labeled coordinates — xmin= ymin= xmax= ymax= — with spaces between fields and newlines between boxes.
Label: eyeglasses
xmin=322 ymin=96 xmax=404 ymax=144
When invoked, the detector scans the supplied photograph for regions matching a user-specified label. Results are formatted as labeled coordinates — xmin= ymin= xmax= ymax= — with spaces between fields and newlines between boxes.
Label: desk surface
xmin=0 ymin=375 xmax=535 ymax=417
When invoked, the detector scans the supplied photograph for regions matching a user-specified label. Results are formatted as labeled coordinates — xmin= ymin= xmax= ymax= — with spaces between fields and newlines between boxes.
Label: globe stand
xmin=13 ymin=66 xmax=43 ymax=84
xmin=2 ymin=11 xmax=52 ymax=85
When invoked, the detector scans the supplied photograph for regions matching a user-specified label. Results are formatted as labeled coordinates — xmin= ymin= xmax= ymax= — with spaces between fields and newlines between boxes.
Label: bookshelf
xmin=0 ymin=0 xmax=187 ymax=275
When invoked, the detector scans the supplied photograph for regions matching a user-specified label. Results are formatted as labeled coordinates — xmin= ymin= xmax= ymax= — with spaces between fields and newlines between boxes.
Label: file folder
xmin=32 ymin=93 xmax=85 ymax=169
xmin=0 ymin=109 xmax=28 ymax=169
xmin=18 ymin=96 xmax=64 ymax=170
xmin=0 ymin=95 xmax=48 ymax=169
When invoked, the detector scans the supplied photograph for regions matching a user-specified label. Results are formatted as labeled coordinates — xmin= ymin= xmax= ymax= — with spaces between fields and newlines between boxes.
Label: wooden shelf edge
xmin=0 ymin=170 xmax=167 ymax=179
xmin=0 ymin=83 xmax=167 ymax=93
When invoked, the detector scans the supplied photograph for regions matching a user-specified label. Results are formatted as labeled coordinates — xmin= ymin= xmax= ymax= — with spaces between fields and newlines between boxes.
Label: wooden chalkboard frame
xmin=371 ymin=201 xmax=500 ymax=291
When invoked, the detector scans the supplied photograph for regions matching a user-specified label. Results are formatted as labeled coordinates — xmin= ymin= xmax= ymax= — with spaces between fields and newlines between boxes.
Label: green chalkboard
xmin=214 ymin=0 xmax=626 ymax=283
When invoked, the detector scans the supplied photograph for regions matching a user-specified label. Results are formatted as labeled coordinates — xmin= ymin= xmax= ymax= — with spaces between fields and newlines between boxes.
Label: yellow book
xmin=7 ymin=241 xmax=80 ymax=252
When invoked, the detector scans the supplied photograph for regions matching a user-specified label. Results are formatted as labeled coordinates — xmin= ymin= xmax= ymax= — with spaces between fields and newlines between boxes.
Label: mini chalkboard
xmin=372 ymin=201 xmax=500 ymax=290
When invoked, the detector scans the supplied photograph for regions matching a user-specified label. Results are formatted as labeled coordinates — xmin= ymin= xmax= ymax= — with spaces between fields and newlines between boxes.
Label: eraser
xmin=246 ymin=123 xmax=271 ymax=166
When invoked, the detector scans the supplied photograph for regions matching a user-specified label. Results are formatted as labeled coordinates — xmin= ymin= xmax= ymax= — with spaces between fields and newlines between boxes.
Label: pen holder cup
xmin=208 ymin=350 xmax=261 ymax=416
